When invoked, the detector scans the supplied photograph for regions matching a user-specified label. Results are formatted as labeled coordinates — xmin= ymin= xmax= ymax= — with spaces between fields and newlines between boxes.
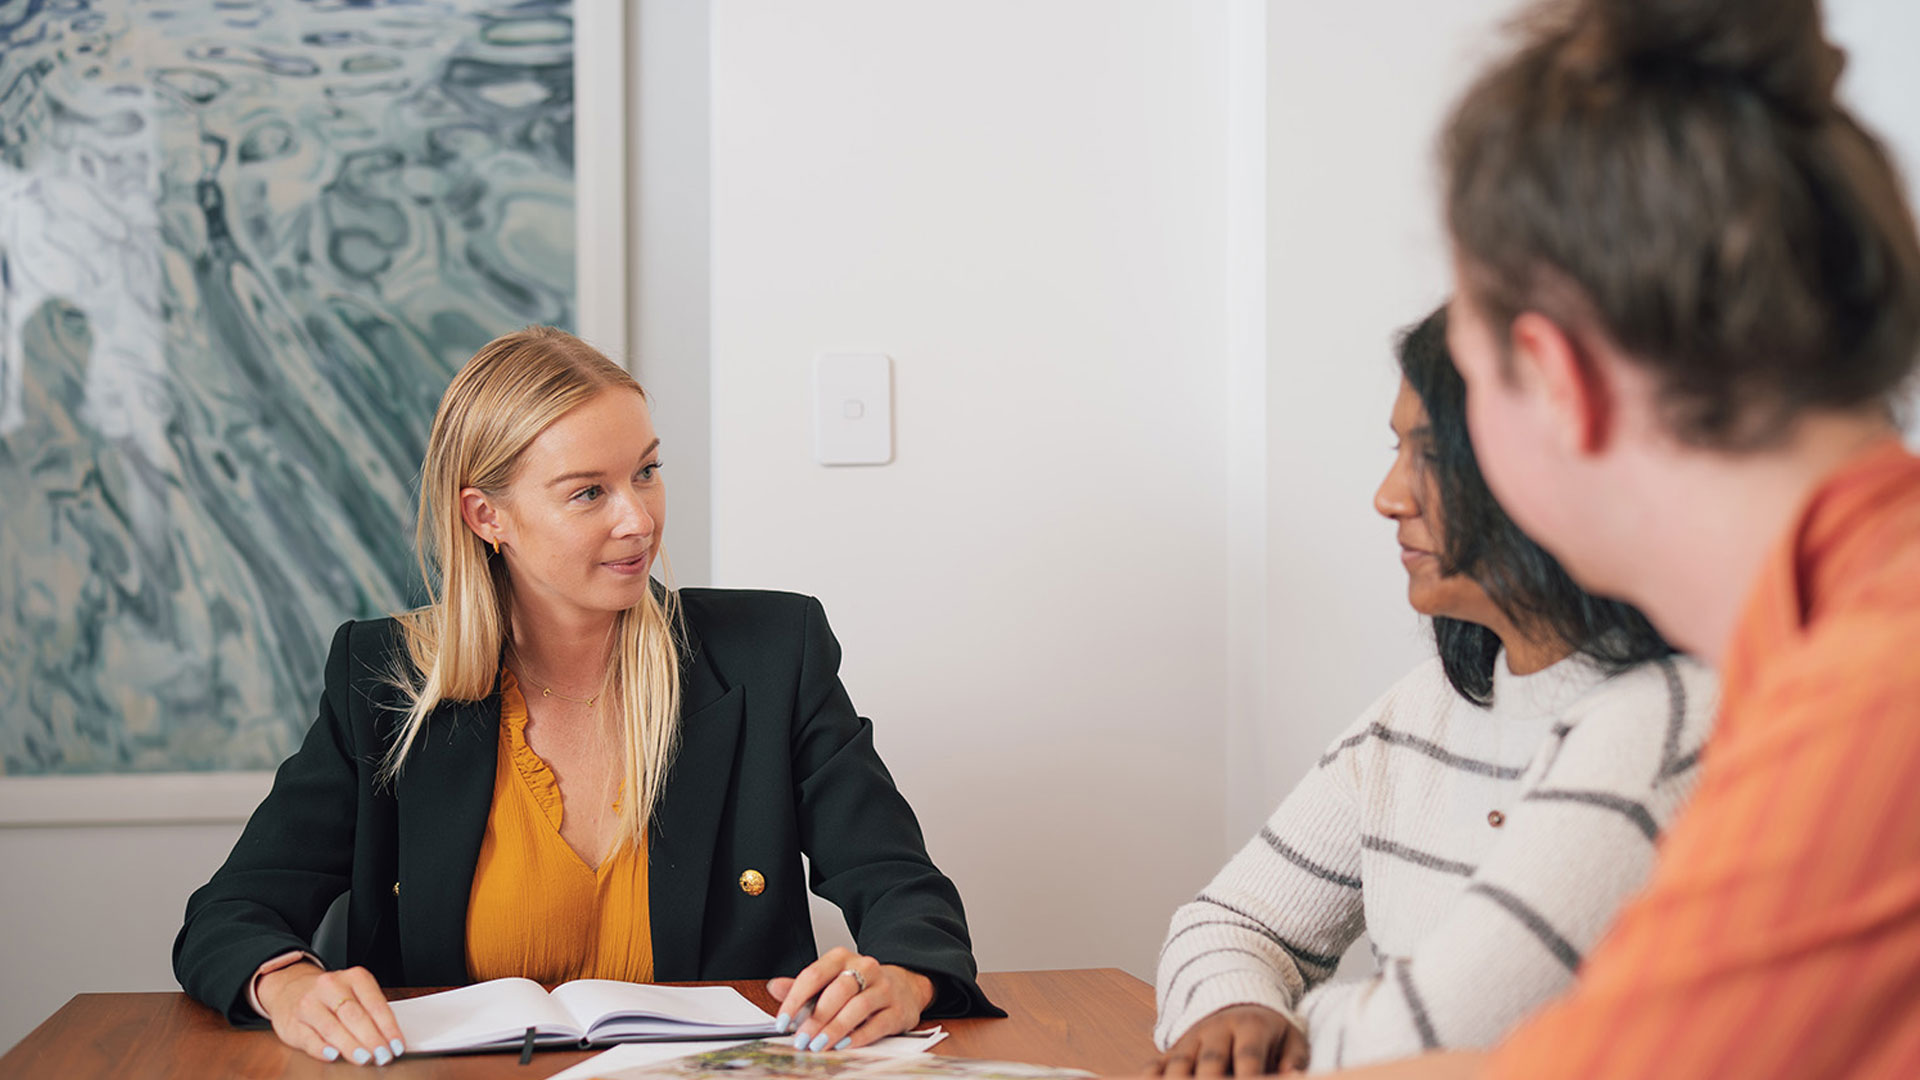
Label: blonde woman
xmin=173 ymin=328 xmax=996 ymax=1066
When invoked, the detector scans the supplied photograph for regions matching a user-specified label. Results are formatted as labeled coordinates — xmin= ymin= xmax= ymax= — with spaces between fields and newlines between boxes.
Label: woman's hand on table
xmin=1154 ymin=1004 xmax=1309 ymax=1076
xmin=257 ymin=962 xmax=406 ymax=1066
xmin=767 ymin=946 xmax=935 ymax=1051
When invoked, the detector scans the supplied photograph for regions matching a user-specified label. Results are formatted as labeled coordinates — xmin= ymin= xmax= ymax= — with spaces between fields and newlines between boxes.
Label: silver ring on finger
xmin=839 ymin=968 xmax=869 ymax=993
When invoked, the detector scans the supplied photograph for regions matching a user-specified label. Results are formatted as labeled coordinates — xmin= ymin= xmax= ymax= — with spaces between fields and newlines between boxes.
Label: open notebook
xmin=387 ymin=978 xmax=781 ymax=1053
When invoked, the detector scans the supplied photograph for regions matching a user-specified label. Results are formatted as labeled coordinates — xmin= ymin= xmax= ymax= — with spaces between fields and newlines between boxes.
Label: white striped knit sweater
xmin=1155 ymin=652 xmax=1717 ymax=1072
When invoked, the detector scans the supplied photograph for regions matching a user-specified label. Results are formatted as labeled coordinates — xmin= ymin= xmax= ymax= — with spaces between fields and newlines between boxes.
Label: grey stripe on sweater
xmin=1320 ymin=721 xmax=1525 ymax=779
xmin=1360 ymin=836 xmax=1477 ymax=877
xmin=1266 ymin=827 xmax=1364 ymax=889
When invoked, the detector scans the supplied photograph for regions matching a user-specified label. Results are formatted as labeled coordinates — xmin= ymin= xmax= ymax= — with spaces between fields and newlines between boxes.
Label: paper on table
xmin=893 ymin=1028 xmax=948 ymax=1052
xmin=544 ymin=1039 xmax=756 ymax=1080
xmin=545 ymin=1030 xmax=948 ymax=1080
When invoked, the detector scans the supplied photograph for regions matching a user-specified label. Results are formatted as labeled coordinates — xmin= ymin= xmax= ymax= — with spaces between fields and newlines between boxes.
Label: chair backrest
xmin=311 ymin=891 xmax=350 ymax=969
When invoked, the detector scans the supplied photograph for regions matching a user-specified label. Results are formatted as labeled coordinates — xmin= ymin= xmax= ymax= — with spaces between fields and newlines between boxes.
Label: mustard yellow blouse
xmin=465 ymin=670 xmax=653 ymax=983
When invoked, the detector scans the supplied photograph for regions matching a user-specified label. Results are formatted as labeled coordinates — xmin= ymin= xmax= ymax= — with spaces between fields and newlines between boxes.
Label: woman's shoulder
xmin=1309 ymin=657 xmax=1472 ymax=795
xmin=1565 ymin=653 xmax=1718 ymax=726
xmin=334 ymin=614 xmax=403 ymax=649
xmin=1369 ymin=655 xmax=1462 ymax=728
xmin=324 ymin=615 xmax=410 ymax=666
xmin=675 ymin=588 xmax=825 ymax=661
xmin=677 ymin=588 xmax=818 ymax=635
xmin=1547 ymin=654 xmax=1718 ymax=783
xmin=319 ymin=615 xmax=421 ymax=696
xmin=1322 ymin=656 xmax=1461 ymax=751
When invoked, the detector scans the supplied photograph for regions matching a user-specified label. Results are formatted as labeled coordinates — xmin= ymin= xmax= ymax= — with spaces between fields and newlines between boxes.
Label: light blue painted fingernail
xmin=809 ymin=1033 xmax=830 ymax=1052
xmin=323 ymin=1046 xmax=340 ymax=1062
xmin=390 ymin=1039 xmax=405 ymax=1057
xmin=351 ymin=1047 xmax=371 ymax=1065
xmin=373 ymin=1046 xmax=392 ymax=1066
xmin=793 ymin=1032 xmax=810 ymax=1051
xmin=835 ymin=1037 xmax=851 ymax=1051
xmin=776 ymin=1013 xmax=790 ymax=1034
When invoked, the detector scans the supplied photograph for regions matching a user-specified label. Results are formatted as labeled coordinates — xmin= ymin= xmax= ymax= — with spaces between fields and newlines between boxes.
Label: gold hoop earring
xmin=492 ymin=538 xmax=501 ymax=556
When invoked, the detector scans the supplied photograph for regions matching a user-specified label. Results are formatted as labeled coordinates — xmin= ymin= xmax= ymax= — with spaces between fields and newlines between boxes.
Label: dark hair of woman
xmin=1443 ymin=0 xmax=1920 ymax=449
xmin=1396 ymin=305 xmax=1676 ymax=704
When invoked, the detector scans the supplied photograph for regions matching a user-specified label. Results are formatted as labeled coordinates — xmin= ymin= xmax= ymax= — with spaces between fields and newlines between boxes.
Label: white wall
xmin=1833 ymin=0 xmax=1920 ymax=198
xmin=1240 ymin=2 xmax=1523 ymax=835
xmin=629 ymin=0 xmax=714 ymax=586
xmin=707 ymin=0 xmax=1234 ymax=978
xmin=1828 ymin=0 xmax=1920 ymax=442
xmin=0 ymin=819 xmax=243 ymax=1053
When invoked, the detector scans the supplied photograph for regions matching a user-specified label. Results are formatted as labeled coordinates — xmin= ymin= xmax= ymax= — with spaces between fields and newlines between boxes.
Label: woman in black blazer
xmin=173 ymin=328 xmax=995 ymax=1066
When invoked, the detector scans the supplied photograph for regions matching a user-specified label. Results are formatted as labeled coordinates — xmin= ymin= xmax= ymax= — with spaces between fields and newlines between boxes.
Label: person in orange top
xmin=1288 ymin=0 xmax=1920 ymax=1078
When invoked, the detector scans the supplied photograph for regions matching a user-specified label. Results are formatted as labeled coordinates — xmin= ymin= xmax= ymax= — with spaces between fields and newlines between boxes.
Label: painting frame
xmin=0 ymin=2 xmax=630 ymax=827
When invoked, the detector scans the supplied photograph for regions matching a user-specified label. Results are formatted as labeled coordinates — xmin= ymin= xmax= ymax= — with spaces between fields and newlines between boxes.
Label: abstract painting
xmin=0 ymin=0 xmax=575 ymax=774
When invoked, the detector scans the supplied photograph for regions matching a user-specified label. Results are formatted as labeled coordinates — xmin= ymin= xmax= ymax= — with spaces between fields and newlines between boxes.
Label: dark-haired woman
xmin=1151 ymin=307 xmax=1716 ymax=1074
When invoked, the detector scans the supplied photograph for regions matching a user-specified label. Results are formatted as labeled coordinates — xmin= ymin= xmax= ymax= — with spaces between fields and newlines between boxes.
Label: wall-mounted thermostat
xmin=814 ymin=353 xmax=893 ymax=466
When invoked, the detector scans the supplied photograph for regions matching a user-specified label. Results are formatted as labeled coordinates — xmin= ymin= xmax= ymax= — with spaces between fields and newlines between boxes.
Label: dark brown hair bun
xmin=1444 ymin=0 xmax=1920 ymax=448
xmin=1552 ymin=0 xmax=1844 ymax=123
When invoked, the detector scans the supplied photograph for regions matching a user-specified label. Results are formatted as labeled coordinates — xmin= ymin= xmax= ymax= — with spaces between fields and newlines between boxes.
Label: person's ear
xmin=1510 ymin=312 xmax=1611 ymax=455
xmin=459 ymin=488 xmax=507 ymax=551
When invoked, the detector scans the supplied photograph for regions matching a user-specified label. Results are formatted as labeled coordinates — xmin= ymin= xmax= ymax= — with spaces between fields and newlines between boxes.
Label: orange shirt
xmin=465 ymin=670 xmax=654 ymax=984
xmin=1487 ymin=438 xmax=1920 ymax=1079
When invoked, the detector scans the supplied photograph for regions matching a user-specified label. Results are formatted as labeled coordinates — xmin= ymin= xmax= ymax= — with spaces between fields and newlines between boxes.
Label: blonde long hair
xmin=381 ymin=326 xmax=682 ymax=849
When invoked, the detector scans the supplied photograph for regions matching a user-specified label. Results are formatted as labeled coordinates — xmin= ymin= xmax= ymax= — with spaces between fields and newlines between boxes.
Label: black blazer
xmin=173 ymin=589 xmax=998 ymax=1022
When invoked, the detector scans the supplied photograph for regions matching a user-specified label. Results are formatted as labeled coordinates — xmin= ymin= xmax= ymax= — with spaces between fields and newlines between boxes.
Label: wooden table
xmin=0 ymin=969 xmax=1154 ymax=1079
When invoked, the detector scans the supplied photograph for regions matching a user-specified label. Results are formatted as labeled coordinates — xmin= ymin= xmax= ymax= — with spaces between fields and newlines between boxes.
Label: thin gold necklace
xmin=508 ymin=645 xmax=602 ymax=708
xmin=540 ymin=685 xmax=597 ymax=708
